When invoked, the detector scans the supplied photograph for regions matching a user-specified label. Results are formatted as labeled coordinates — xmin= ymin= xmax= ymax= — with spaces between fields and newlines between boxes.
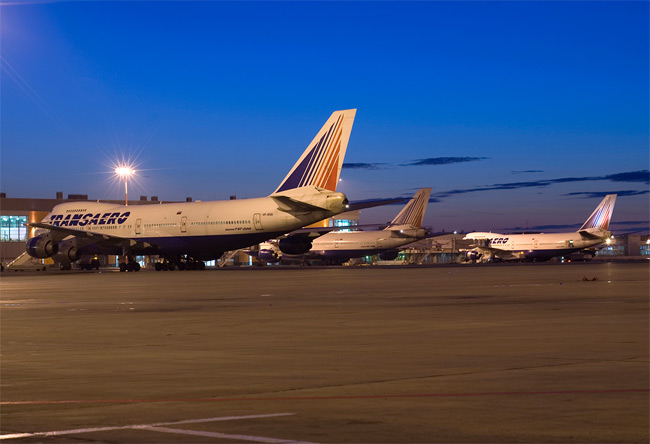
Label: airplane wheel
xmin=198 ymin=261 xmax=205 ymax=270
xmin=134 ymin=263 xmax=141 ymax=272
xmin=154 ymin=262 xmax=162 ymax=271
xmin=119 ymin=263 xmax=127 ymax=272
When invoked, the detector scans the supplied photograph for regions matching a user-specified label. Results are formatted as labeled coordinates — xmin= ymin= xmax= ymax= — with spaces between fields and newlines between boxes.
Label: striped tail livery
xmin=390 ymin=188 xmax=432 ymax=228
xmin=579 ymin=194 xmax=617 ymax=231
xmin=274 ymin=109 xmax=356 ymax=193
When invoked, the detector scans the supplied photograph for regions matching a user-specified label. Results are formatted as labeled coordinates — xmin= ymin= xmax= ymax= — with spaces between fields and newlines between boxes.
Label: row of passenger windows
xmin=65 ymin=209 xmax=88 ymax=213
xmin=191 ymin=220 xmax=251 ymax=226
xmin=79 ymin=220 xmax=251 ymax=230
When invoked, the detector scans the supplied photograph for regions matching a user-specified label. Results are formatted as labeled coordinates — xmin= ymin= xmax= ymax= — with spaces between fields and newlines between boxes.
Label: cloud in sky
xmin=400 ymin=156 xmax=489 ymax=167
xmin=432 ymin=170 xmax=650 ymax=199
xmin=343 ymin=157 xmax=489 ymax=169
xmin=511 ymin=170 xmax=544 ymax=174
xmin=605 ymin=171 xmax=650 ymax=184
xmin=342 ymin=162 xmax=388 ymax=170
xmin=563 ymin=190 xmax=649 ymax=199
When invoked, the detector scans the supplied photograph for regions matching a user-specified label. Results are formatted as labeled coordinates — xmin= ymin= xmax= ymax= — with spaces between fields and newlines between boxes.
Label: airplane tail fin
xmin=274 ymin=109 xmax=356 ymax=194
xmin=389 ymin=188 xmax=432 ymax=227
xmin=579 ymin=194 xmax=617 ymax=231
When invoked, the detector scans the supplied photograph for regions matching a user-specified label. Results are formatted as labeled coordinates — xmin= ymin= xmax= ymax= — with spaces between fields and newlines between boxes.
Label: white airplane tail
xmin=274 ymin=109 xmax=356 ymax=193
xmin=579 ymin=194 xmax=617 ymax=231
xmin=389 ymin=188 xmax=432 ymax=228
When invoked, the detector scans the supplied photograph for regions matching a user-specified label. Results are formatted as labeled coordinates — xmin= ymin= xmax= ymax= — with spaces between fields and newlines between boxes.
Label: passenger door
xmin=135 ymin=218 xmax=142 ymax=235
xmin=181 ymin=216 xmax=187 ymax=233
xmin=253 ymin=213 xmax=263 ymax=230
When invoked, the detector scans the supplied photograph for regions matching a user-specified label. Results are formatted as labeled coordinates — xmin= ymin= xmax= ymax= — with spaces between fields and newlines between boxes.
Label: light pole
xmin=115 ymin=166 xmax=135 ymax=206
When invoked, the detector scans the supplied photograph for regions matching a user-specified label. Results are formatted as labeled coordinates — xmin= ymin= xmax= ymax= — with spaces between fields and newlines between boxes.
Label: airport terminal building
xmin=1 ymin=192 xmax=648 ymax=267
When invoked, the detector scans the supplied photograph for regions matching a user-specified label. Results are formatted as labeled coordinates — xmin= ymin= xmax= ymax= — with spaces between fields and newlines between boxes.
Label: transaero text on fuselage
xmin=47 ymin=212 xmax=131 ymax=227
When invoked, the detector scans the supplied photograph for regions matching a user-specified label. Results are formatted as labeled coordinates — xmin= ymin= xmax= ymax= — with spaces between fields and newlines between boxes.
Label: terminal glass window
xmin=0 ymin=216 xmax=28 ymax=241
xmin=641 ymin=241 xmax=650 ymax=256
xmin=329 ymin=218 xmax=358 ymax=233
xmin=596 ymin=245 xmax=625 ymax=256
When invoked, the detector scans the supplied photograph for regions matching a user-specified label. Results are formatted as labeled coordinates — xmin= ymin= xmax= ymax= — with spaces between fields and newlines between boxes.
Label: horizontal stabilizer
xmin=578 ymin=228 xmax=608 ymax=240
xmin=271 ymin=195 xmax=327 ymax=213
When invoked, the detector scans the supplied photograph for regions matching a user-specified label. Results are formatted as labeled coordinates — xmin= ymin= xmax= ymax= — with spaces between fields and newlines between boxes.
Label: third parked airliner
xmin=463 ymin=194 xmax=617 ymax=262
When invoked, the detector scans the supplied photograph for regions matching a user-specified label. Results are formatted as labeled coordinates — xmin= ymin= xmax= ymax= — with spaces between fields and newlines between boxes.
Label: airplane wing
xmin=28 ymin=223 xmax=154 ymax=249
xmin=271 ymin=196 xmax=406 ymax=213
xmin=346 ymin=197 xmax=407 ymax=211
xmin=283 ymin=223 xmax=391 ymax=237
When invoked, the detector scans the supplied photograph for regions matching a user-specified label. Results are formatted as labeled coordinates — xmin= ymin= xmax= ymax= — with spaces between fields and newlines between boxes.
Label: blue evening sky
xmin=1 ymin=1 xmax=648 ymax=233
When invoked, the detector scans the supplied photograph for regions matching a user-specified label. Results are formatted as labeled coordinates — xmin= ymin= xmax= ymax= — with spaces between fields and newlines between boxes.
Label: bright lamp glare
xmin=115 ymin=166 xmax=134 ymax=177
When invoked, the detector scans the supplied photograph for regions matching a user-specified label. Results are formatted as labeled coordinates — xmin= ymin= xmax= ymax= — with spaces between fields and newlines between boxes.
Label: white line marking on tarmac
xmin=151 ymin=413 xmax=295 ymax=427
xmin=137 ymin=425 xmax=318 ymax=444
xmin=0 ymin=412 xmax=298 ymax=441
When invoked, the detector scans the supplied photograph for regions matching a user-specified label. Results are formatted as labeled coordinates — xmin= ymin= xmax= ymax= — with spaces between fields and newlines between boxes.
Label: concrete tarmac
xmin=1 ymin=262 xmax=648 ymax=443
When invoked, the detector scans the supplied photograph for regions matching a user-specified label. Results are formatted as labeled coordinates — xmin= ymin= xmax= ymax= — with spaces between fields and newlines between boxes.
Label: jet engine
xmin=56 ymin=244 xmax=81 ymax=262
xmin=26 ymin=235 xmax=58 ymax=258
xmin=378 ymin=250 xmax=400 ymax=261
xmin=258 ymin=248 xmax=281 ymax=264
xmin=278 ymin=237 xmax=312 ymax=255
xmin=464 ymin=250 xmax=482 ymax=262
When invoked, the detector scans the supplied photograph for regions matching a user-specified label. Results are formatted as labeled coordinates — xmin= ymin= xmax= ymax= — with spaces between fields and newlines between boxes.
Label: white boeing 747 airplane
xmin=462 ymin=194 xmax=617 ymax=262
xmin=257 ymin=188 xmax=432 ymax=264
xmin=26 ymin=109 xmax=361 ymax=271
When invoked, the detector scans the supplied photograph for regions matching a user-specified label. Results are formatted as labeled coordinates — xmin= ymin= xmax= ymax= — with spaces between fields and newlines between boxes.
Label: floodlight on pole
xmin=115 ymin=166 xmax=135 ymax=206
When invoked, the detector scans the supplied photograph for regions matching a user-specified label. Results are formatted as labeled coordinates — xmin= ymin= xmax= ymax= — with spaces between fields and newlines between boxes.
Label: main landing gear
xmin=154 ymin=256 xmax=206 ymax=271
xmin=119 ymin=257 xmax=141 ymax=272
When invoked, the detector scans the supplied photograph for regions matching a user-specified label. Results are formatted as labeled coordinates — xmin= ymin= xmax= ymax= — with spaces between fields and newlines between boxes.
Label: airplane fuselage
xmin=38 ymin=194 xmax=343 ymax=260
xmin=310 ymin=226 xmax=426 ymax=259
